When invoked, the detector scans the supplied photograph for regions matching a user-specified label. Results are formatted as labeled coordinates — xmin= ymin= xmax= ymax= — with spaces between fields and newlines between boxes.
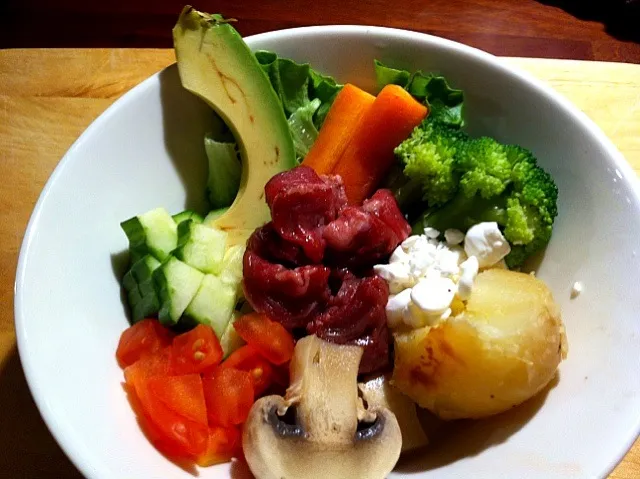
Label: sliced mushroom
xmin=242 ymin=335 xmax=402 ymax=479
xmin=359 ymin=374 xmax=429 ymax=453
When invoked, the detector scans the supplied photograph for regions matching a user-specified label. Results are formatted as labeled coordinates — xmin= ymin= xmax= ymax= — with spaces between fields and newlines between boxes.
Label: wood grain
xmin=0 ymin=49 xmax=639 ymax=478
xmin=0 ymin=0 xmax=639 ymax=62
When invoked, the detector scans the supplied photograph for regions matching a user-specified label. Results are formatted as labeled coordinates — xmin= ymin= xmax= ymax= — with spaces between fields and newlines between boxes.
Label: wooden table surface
xmin=1 ymin=0 xmax=640 ymax=63
xmin=1 ymin=49 xmax=639 ymax=478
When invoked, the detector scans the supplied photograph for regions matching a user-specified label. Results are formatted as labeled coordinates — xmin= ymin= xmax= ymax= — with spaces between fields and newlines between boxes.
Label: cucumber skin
xmin=184 ymin=274 xmax=236 ymax=338
xmin=173 ymin=220 xmax=227 ymax=275
xmin=122 ymin=255 xmax=161 ymax=322
xmin=120 ymin=217 xmax=148 ymax=264
xmin=121 ymin=208 xmax=178 ymax=262
xmin=173 ymin=210 xmax=204 ymax=225
xmin=153 ymin=257 xmax=204 ymax=326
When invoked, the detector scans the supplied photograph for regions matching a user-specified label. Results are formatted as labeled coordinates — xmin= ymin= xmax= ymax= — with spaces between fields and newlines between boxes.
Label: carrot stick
xmin=331 ymin=84 xmax=428 ymax=204
xmin=301 ymin=84 xmax=375 ymax=174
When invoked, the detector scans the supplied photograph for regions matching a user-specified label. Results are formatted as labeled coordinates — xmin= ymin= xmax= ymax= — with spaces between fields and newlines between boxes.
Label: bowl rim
xmin=14 ymin=24 xmax=640 ymax=479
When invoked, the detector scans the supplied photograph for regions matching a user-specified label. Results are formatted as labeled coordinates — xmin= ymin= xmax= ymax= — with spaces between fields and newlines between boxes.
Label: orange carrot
xmin=302 ymin=84 xmax=375 ymax=174
xmin=331 ymin=84 xmax=428 ymax=204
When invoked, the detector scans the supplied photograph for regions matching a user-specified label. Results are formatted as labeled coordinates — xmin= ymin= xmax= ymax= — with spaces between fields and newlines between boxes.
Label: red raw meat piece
xmin=247 ymin=223 xmax=313 ymax=267
xmin=264 ymin=165 xmax=321 ymax=206
xmin=265 ymin=166 xmax=347 ymax=263
xmin=308 ymin=272 xmax=391 ymax=374
xmin=243 ymin=249 xmax=331 ymax=330
xmin=244 ymin=167 xmax=407 ymax=375
xmin=307 ymin=273 xmax=388 ymax=342
xmin=352 ymin=321 xmax=391 ymax=374
xmin=321 ymin=173 xmax=348 ymax=211
xmin=361 ymin=189 xmax=412 ymax=242
xmin=323 ymin=208 xmax=399 ymax=268
xmin=323 ymin=189 xmax=411 ymax=268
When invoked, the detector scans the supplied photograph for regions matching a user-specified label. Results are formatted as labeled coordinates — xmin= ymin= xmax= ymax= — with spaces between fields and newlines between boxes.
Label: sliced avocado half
xmin=173 ymin=6 xmax=296 ymax=247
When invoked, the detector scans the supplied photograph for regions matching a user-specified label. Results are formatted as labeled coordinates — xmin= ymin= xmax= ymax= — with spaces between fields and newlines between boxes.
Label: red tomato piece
xmin=147 ymin=374 xmax=208 ymax=426
xmin=123 ymin=347 xmax=173 ymax=394
xmin=124 ymin=382 xmax=187 ymax=459
xmin=196 ymin=426 xmax=241 ymax=467
xmin=233 ymin=313 xmax=295 ymax=365
xmin=116 ymin=319 xmax=173 ymax=368
xmin=124 ymin=359 xmax=208 ymax=459
xmin=219 ymin=345 xmax=276 ymax=397
xmin=170 ymin=325 xmax=223 ymax=375
xmin=202 ymin=368 xmax=254 ymax=427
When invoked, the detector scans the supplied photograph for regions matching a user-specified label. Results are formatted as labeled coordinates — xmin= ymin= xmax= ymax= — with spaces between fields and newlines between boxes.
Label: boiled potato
xmin=392 ymin=269 xmax=567 ymax=420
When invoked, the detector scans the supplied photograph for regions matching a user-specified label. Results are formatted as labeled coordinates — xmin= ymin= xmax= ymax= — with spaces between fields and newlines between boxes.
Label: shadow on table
xmin=539 ymin=0 xmax=640 ymax=42
xmin=0 ymin=344 xmax=82 ymax=478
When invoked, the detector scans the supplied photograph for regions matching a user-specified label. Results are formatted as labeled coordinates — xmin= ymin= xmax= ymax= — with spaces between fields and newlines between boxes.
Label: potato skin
xmin=392 ymin=269 xmax=568 ymax=420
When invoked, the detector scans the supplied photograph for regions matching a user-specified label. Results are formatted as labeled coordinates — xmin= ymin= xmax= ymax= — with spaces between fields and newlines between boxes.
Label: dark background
xmin=1 ymin=0 xmax=639 ymax=62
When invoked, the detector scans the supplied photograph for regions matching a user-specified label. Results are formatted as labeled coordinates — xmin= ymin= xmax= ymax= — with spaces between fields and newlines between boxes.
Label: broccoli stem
xmin=412 ymin=194 xmax=507 ymax=235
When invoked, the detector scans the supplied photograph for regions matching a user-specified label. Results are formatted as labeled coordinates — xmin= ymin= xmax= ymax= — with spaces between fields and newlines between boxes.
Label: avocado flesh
xmin=173 ymin=6 xmax=296 ymax=247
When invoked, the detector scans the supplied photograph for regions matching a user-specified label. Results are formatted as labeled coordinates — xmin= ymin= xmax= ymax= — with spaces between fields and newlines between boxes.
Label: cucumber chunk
xmin=121 ymin=207 xmax=178 ymax=262
xmin=184 ymin=274 xmax=236 ymax=338
xmin=173 ymin=220 xmax=228 ymax=275
xmin=122 ymin=255 xmax=161 ymax=322
xmin=173 ymin=210 xmax=204 ymax=225
xmin=219 ymin=312 xmax=246 ymax=358
xmin=154 ymin=256 xmax=204 ymax=325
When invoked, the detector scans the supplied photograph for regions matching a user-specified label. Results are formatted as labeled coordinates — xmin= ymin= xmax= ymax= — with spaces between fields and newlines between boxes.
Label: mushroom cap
xmin=242 ymin=336 xmax=402 ymax=479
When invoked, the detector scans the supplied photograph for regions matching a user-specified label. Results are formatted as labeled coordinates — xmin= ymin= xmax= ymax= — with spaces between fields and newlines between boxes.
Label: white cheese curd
xmin=444 ymin=228 xmax=465 ymax=245
xmin=385 ymin=289 xmax=413 ymax=328
xmin=410 ymin=276 xmax=456 ymax=325
xmin=423 ymin=227 xmax=441 ymax=239
xmin=373 ymin=262 xmax=412 ymax=294
xmin=389 ymin=245 xmax=410 ymax=264
xmin=375 ymin=230 xmax=466 ymax=329
xmin=570 ymin=281 xmax=583 ymax=299
xmin=457 ymin=256 xmax=479 ymax=301
xmin=464 ymin=222 xmax=511 ymax=269
xmin=375 ymin=222 xmax=511 ymax=330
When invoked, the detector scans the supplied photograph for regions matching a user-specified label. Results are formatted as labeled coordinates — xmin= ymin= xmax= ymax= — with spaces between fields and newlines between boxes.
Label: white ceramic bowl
xmin=15 ymin=26 xmax=640 ymax=479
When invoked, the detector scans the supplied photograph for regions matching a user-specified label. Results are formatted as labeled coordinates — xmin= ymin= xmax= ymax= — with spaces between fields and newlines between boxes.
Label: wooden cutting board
xmin=0 ymin=49 xmax=638 ymax=478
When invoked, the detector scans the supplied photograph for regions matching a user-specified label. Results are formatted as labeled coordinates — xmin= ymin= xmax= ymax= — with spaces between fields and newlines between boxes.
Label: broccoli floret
xmin=394 ymin=119 xmax=465 ymax=207
xmin=399 ymin=120 xmax=558 ymax=268
xmin=458 ymin=137 xmax=512 ymax=198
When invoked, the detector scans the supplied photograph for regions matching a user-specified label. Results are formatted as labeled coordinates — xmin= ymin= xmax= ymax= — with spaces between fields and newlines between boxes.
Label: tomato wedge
xmin=116 ymin=319 xmax=173 ymax=368
xmin=233 ymin=313 xmax=294 ymax=365
xmin=124 ymin=382 xmax=185 ymax=458
xmin=124 ymin=354 xmax=208 ymax=459
xmin=147 ymin=374 xmax=208 ymax=426
xmin=123 ymin=347 xmax=172 ymax=392
xmin=171 ymin=324 xmax=223 ymax=375
xmin=196 ymin=426 xmax=241 ymax=467
xmin=219 ymin=345 xmax=276 ymax=397
xmin=203 ymin=368 xmax=254 ymax=427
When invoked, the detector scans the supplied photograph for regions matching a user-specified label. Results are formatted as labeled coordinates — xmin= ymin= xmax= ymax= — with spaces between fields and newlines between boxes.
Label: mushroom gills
xmin=243 ymin=335 xmax=402 ymax=479
xmin=359 ymin=374 xmax=429 ymax=453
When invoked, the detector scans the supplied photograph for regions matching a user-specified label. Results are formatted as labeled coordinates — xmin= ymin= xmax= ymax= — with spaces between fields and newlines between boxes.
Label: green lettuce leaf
xmin=374 ymin=60 xmax=465 ymax=128
xmin=288 ymin=98 xmax=322 ymax=160
xmin=255 ymin=50 xmax=343 ymax=139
